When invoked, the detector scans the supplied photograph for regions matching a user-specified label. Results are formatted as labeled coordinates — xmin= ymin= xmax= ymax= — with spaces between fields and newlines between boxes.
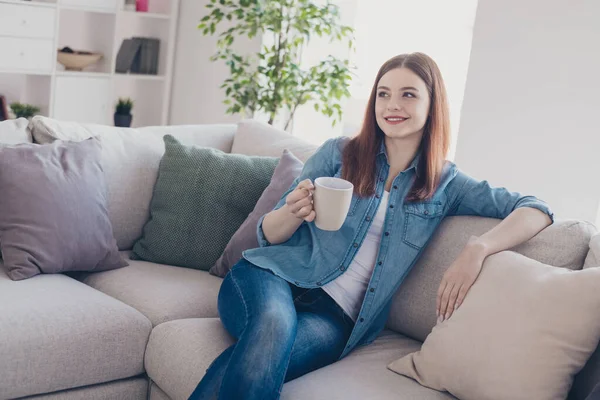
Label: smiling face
xmin=375 ymin=67 xmax=431 ymax=141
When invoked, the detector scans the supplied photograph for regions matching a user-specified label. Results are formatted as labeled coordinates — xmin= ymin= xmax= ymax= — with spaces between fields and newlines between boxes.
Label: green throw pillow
xmin=132 ymin=135 xmax=279 ymax=270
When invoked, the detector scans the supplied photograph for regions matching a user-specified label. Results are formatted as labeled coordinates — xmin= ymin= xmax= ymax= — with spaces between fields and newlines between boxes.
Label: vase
xmin=136 ymin=0 xmax=148 ymax=12
xmin=114 ymin=113 xmax=133 ymax=128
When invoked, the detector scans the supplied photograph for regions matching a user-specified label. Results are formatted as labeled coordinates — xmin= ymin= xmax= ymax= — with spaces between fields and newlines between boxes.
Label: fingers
xmin=444 ymin=284 xmax=461 ymax=320
xmin=436 ymin=279 xmax=447 ymax=318
xmin=304 ymin=210 xmax=316 ymax=222
xmin=296 ymin=205 xmax=313 ymax=219
xmin=438 ymin=282 xmax=454 ymax=323
xmin=289 ymin=196 xmax=312 ymax=214
xmin=286 ymin=180 xmax=314 ymax=205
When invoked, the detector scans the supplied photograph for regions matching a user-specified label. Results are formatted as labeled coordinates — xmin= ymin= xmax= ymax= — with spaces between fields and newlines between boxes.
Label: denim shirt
xmin=242 ymin=137 xmax=554 ymax=359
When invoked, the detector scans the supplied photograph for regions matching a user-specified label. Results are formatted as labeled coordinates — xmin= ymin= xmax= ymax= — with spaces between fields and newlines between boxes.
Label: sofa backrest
xmin=231 ymin=119 xmax=318 ymax=162
xmin=386 ymin=216 xmax=596 ymax=341
xmin=29 ymin=116 xmax=237 ymax=250
xmin=0 ymin=118 xmax=32 ymax=145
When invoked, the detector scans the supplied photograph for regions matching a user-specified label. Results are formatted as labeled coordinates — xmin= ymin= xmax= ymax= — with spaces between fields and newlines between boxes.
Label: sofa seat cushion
xmin=144 ymin=319 xmax=454 ymax=400
xmin=76 ymin=252 xmax=222 ymax=327
xmin=145 ymin=318 xmax=235 ymax=400
xmin=281 ymin=330 xmax=456 ymax=400
xmin=0 ymin=263 xmax=152 ymax=400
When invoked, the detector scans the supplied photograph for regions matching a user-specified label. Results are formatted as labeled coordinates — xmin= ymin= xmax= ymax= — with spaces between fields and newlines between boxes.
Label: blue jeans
xmin=188 ymin=258 xmax=355 ymax=400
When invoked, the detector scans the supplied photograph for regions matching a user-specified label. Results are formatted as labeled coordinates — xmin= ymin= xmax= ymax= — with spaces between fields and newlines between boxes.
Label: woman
xmin=190 ymin=53 xmax=554 ymax=400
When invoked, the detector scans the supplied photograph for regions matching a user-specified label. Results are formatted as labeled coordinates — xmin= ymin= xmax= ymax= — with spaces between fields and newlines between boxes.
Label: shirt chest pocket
xmin=402 ymin=202 xmax=445 ymax=249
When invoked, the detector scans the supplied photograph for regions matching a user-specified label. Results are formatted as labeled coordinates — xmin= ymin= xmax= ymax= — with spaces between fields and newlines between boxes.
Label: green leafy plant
xmin=198 ymin=0 xmax=355 ymax=129
xmin=10 ymin=102 xmax=40 ymax=119
xmin=115 ymin=98 xmax=134 ymax=115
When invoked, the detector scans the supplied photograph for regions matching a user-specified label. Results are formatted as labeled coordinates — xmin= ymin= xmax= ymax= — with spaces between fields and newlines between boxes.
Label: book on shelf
xmin=115 ymin=37 xmax=160 ymax=75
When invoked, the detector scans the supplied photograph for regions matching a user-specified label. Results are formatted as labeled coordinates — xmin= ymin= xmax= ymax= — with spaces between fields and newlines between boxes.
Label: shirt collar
xmin=378 ymin=140 xmax=422 ymax=176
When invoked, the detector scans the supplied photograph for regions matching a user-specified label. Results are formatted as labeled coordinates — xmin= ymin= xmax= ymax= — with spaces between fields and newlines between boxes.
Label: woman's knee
xmin=255 ymin=302 xmax=297 ymax=339
xmin=217 ymin=270 xmax=248 ymax=339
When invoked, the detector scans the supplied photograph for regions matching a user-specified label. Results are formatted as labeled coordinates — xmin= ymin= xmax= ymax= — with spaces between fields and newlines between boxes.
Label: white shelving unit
xmin=0 ymin=0 xmax=180 ymax=127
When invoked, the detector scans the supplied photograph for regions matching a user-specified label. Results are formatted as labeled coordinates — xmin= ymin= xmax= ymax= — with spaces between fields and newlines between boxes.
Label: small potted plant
xmin=10 ymin=102 xmax=40 ymax=120
xmin=114 ymin=97 xmax=134 ymax=127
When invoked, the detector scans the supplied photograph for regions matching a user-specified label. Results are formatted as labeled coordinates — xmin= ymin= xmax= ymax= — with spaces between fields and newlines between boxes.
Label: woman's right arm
xmin=257 ymin=138 xmax=339 ymax=246
xmin=262 ymin=179 xmax=316 ymax=245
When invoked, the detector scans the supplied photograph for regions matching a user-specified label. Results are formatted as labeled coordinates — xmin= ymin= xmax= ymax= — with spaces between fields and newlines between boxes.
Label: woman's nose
xmin=387 ymin=100 xmax=401 ymax=111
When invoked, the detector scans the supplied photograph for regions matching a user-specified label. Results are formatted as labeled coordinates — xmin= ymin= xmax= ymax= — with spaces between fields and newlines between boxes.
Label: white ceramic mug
xmin=313 ymin=177 xmax=354 ymax=231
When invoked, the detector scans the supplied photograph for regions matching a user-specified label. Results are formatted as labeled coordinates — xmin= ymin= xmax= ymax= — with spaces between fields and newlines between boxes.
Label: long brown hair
xmin=342 ymin=53 xmax=451 ymax=202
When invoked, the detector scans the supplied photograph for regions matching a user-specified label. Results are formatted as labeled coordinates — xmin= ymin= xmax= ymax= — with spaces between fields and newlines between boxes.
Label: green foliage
xmin=198 ymin=0 xmax=355 ymax=128
xmin=115 ymin=97 xmax=134 ymax=115
xmin=10 ymin=102 xmax=40 ymax=119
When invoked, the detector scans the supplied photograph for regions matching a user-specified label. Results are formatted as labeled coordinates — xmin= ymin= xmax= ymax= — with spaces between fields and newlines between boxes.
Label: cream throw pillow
xmin=387 ymin=251 xmax=600 ymax=400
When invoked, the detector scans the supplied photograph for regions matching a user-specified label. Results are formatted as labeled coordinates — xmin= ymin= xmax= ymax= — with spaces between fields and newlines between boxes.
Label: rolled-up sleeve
xmin=256 ymin=137 xmax=339 ymax=247
xmin=448 ymin=170 xmax=554 ymax=223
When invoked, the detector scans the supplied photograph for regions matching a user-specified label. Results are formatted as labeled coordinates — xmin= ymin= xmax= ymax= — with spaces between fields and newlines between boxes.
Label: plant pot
xmin=114 ymin=113 xmax=133 ymax=127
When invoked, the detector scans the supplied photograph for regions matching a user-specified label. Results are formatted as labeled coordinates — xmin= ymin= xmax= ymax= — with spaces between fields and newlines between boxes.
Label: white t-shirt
xmin=322 ymin=191 xmax=389 ymax=322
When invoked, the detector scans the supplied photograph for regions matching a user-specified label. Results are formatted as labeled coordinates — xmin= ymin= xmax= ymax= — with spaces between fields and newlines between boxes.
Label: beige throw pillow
xmin=387 ymin=251 xmax=600 ymax=400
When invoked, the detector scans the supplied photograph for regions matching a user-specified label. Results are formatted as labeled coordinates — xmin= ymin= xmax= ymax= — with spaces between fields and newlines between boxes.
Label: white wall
xmin=169 ymin=0 xmax=262 ymax=125
xmin=455 ymin=0 xmax=600 ymax=224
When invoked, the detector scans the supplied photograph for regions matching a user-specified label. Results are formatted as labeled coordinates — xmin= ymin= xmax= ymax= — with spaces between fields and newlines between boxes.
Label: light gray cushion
xmin=0 ymin=118 xmax=32 ymax=144
xmin=0 ymin=262 xmax=152 ymax=399
xmin=0 ymin=138 xmax=127 ymax=281
xmin=21 ymin=376 xmax=148 ymax=400
xmin=145 ymin=318 xmax=235 ymax=400
xmin=30 ymin=116 xmax=237 ymax=250
xmin=210 ymin=149 xmax=304 ymax=277
xmin=282 ymin=331 xmax=456 ymax=400
xmin=149 ymin=383 xmax=172 ymax=400
xmin=584 ymin=233 xmax=600 ymax=268
xmin=386 ymin=217 xmax=596 ymax=342
xmin=75 ymin=252 xmax=222 ymax=327
xmin=231 ymin=119 xmax=318 ymax=162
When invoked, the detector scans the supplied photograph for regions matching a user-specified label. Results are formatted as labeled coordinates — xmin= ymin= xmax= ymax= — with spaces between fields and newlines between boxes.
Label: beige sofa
xmin=0 ymin=117 xmax=598 ymax=400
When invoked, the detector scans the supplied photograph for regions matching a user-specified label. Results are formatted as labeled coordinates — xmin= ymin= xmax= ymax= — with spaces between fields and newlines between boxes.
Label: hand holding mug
xmin=285 ymin=179 xmax=316 ymax=222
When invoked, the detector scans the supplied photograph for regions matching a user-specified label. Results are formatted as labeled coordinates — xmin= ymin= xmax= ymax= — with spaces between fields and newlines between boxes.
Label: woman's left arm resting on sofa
xmin=437 ymin=171 xmax=554 ymax=322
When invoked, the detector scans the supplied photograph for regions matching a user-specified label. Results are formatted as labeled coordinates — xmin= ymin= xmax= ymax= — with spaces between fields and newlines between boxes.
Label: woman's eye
xmin=404 ymin=92 xmax=416 ymax=98
xmin=377 ymin=91 xmax=389 ymax=98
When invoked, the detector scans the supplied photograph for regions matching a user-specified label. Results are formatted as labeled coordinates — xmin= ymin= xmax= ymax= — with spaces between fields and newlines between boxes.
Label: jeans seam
xmin=229 ymin=269 xmax=249 ymax=326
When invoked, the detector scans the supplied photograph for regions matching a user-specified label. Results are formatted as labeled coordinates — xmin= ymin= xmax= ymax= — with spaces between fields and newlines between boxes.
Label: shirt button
xmin=385 ymin=232 xmax=390 ymax=236
xmin=370 ymin=288 xmax=375 ymax=293
xmin=424 ymin=210 xmax=429 ymax=215
xmin=378 ymin=261 xmax=382 ymax=265
xmin=294 ymin=281 xmax=300 ymax=285
xmin=390 ymin=205 xmax=394 ymax=209
xmin=359 ymin=318 xmax=364 ymax=322
xmin=393 ymin=185 xmax=398 ymax=190
xmin=365 ymin=216 xmax=371 ymax=221
xmin=353 ymin=243 xmax=359 ymax=248
xmin=379 ymin=177 xmax=384 ymax=182
xmin=316 ymin=282 xmax=322 ymax=286
xmin=340 ymin=266 xmax=345 ymax=271
xmin=375 ymin=194 xmax=381 ymax=199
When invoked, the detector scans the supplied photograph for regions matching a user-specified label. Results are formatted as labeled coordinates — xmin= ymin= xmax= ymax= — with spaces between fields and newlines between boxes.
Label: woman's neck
xmin=384 ymin=134 xmax=422 ymax=177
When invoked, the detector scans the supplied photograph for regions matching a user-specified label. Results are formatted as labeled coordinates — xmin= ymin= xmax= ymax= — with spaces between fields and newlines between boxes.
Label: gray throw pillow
xmin=0 ymin=138 xmax=127 ymax=281
xmin=131 ymin=135 xmax=279 ymax=271
xmin=210 ymin=149 xmax=304 ymax=278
